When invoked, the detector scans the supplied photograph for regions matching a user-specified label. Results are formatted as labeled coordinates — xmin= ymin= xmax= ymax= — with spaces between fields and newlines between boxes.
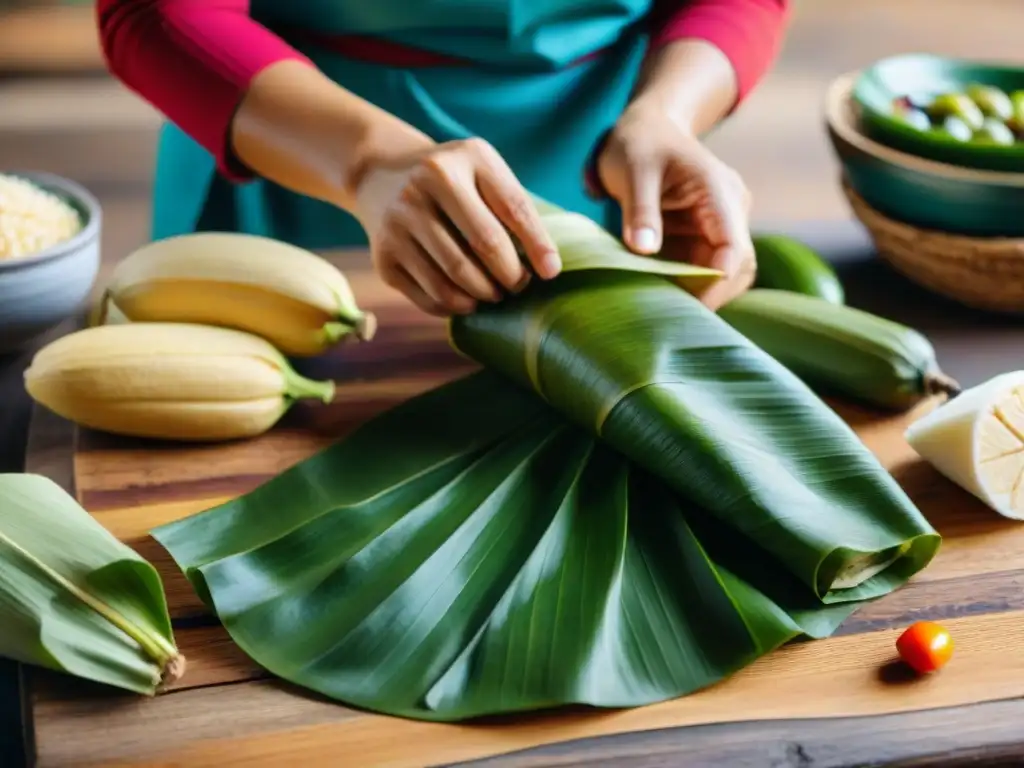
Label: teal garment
xmin=151 ymin=0 xmax=654 ymax=248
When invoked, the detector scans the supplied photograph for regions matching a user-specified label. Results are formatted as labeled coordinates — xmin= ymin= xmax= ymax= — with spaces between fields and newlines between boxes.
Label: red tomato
xmin=896 ymin=621 xmax=954 ymax=674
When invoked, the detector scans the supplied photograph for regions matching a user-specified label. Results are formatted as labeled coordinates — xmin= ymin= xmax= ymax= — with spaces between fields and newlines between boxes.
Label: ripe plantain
xmin=94 ymin=233 xmax=376 ymax=356
xmin=24 ymin=323 xmax=335 ymax=442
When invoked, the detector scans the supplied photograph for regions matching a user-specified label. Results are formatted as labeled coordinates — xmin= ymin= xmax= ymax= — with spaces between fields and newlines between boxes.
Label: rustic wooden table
xmin=4 ymin=221 xmax=1024 ymax=768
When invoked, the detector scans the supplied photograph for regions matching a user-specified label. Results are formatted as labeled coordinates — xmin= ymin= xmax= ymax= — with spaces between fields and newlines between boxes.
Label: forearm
xmin=229 ymin=61 xmax=432 ymax=212
xmin=627 ymin=39 xmax=738 ymax=136
xmin=97 ymin=0 xmax=432 ymax=214
xmin=637 ymin=0 xmax=791 ymax=133
xmin=97 ymin=0 xmax=310 ymax=173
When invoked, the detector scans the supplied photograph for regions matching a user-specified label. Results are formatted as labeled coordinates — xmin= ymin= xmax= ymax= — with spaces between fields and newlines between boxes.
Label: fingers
xmin=369 ymin=137 xmax=563 ymax=317
xmin=375 ymin=228 xmax=478 ymax=317
xmin=669 ymin=236 xmax=754 ymax=311
xmin=619 ymin=155 xmax=664 ymax=255
xmin=401 ymin=241 xmax=478 ymax=315
xmin=594 ymin=115 xmax=755 ymax=309
xmin=422 ymin=169 xmax=527 ymax=293
xmin=662 ymin=210 xmax=702 ymax=237
xmin=671 ymin=154 xmax=755 ymax=307
xmin=402 ymin=201 xmax=502 ymax=303
xmin=694 ymin=247 xmax=756 ymax=310
xmin=421 ymin=138 xmax=561 ymax=294
xmin=690 ymin=158 xmax=752 ymax=253
xmin=701 ymin=195 xmax=755 ymax=294
xmin=473 ymin=145 xmax=561 ymax=280
xmin=383 ymin=265 xmax=446 ymax=316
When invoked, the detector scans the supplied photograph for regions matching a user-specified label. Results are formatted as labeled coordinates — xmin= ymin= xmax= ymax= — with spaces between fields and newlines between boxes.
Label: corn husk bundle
xmin=152 ymin=201 xmax=939 ymax=721
xmin=0 ymin=474 xmax=181 ymax=694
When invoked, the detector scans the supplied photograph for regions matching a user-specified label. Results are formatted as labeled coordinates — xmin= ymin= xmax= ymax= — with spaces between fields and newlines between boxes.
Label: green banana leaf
xmin=0 ymin=474 xmax=182 ymax=695
xmin=152 ymin=206 xmax=939 ymax=722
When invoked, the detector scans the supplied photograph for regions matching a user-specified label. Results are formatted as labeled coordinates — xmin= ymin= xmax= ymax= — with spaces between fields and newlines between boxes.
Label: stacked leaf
xmin=0 ymin=474 xmax=182 ymax=694
xmin=152 ymin=204 xmax=940 ymax=722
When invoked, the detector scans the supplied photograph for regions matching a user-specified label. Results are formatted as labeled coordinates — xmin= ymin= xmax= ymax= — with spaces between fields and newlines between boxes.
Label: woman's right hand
xmin=354 ymin=137 xmax=562 ymax=316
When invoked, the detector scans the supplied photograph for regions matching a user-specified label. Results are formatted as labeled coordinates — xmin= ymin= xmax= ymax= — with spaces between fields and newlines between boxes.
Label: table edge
xmin=443 ymin=698 xmax=1024 ymax=768
xmin=13 ymin=399 xmax=79 ymax=768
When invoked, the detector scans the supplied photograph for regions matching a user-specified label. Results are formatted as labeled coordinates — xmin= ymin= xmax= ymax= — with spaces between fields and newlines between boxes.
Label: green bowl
xmin=852 ymin=53 xmax=1024 ymax=173
xmin=826 ymin=73 xmax=1024 ymax=238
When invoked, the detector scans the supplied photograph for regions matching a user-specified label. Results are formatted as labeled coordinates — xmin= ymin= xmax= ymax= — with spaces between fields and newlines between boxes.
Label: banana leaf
xmin=152 ymin=206 xmax=939 ymax=722
xmin=0 ymin=474 xmax=182 ymax=695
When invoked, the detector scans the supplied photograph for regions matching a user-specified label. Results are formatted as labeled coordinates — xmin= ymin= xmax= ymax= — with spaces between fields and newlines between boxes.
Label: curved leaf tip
xmin=0 ymin=473 xmax=181 ymax=695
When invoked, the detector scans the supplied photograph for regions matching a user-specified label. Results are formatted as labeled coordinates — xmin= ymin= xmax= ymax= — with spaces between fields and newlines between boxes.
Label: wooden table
xmin=10 ymin=224 xmax=1024 ymax=767
xmin=0 ymin=6 xmax=103 ymax=74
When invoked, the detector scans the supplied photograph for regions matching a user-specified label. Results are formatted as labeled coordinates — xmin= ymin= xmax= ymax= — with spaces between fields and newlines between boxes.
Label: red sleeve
xmin=648 ymin=0 xmax=791 ymax=105
xmin=96 ymin=0 xmax=313 ymax=178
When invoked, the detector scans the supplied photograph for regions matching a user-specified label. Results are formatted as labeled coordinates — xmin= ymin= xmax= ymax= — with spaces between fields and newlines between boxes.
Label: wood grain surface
xmin=7 ymin=4 xmax=1024 ymax=762
xmin=17 ymin=248 xmax=1024 ymax=768
xmin=0 ymin=6 xmax=104 ymax=74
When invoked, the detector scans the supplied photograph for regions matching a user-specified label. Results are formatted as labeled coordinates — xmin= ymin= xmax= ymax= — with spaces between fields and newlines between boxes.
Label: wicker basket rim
xmin=842 ymin=179 xmax=1024 ymax=255
xmin=842 ymin=180 xmax=1024 ymax=313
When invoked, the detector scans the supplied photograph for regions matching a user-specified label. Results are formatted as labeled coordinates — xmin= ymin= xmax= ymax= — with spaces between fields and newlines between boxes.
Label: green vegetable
xmin=752 ymin=233 xmax=845 ymax=304
xmin=927 ymin=92 xmax=985 ymax=130
xmin=0 ymin=473 xmax=182 ymax=694
xmin=153 ymin=203 xmax=939 ymax=723
xmin=966 ymin=83 xmax=1013 ymax=120
xmin=718 ymin=289 xmax=961 ymax=411
xmin=974 ymin=117 xmax=1016 ymax=146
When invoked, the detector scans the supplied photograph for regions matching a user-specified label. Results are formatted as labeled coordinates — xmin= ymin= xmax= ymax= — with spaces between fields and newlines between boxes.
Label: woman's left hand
xmin=595 ymin=104 xmax=755 ymax=310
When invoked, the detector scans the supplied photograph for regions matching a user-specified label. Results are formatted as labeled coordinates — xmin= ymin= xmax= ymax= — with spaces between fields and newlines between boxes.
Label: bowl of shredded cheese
xmin=0 ymin=171 xmax=101 ymax=354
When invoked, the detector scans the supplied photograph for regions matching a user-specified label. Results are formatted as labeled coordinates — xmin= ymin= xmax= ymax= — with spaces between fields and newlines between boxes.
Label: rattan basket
xmin=842 ymin=180 xmax=1024 ymax=314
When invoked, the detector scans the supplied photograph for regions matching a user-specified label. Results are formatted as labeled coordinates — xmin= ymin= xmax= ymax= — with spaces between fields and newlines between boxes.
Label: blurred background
xmin=0 ymin=0 xmax=1017 ymax=271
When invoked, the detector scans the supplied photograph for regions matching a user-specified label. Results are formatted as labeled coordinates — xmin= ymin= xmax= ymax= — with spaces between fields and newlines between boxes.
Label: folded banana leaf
xmin=0 ymin=474 xmax=182 ymax=694
xmin=152 ymin=206 xmax=939 ymax=722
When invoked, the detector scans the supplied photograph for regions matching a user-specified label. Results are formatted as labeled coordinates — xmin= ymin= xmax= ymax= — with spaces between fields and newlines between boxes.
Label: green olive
xmin=965 ymin=83 xmax=1013 ymax=120
xmin=939 ymin=115 xmax=973 ymax=142
xmin=1008 ymin=91 xmax=1024 ymax=136
xmin=973 ymin=117 xmax=1016 ymax=145
xmin=927 ymin=92 xmax=985 ymax=130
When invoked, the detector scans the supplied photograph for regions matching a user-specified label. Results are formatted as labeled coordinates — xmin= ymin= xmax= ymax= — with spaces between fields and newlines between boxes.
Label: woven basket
xmin=842 ymin=180 xmax=1024 ymax=314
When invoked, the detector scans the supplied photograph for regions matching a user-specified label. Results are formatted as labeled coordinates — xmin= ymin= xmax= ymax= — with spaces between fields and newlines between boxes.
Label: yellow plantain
xmin=24 ymin=323 xmax=335 ymax=442
xmin=95 ymin=233 xmax=376 ymax=356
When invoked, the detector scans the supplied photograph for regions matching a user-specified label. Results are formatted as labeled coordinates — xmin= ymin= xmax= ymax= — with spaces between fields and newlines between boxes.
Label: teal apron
xmin=151 ymin=0 xmax=653 ymax=248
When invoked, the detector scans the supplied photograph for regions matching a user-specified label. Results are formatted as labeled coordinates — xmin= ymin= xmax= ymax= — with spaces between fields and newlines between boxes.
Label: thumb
xmin=620 ymin=158 xmax=664 ymax=255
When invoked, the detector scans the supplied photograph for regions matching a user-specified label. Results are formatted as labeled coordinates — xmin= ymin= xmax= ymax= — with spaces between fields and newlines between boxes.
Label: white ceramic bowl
xmin=0 ymin=172 xmax=102 ymax=354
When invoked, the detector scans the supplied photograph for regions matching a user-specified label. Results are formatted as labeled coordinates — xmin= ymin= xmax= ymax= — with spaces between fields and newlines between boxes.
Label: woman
xmin=97 ymin=0 xmax=789 ymax=316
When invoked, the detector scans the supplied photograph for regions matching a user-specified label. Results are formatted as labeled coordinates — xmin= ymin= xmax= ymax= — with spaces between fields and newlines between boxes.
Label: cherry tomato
xmin=896 ymin=621 xmax=954 ymax=674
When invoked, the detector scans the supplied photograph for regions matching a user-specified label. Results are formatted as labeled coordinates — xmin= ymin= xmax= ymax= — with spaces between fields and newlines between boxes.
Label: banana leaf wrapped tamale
xmin=153 ymin=202 xmax=938 ymax=721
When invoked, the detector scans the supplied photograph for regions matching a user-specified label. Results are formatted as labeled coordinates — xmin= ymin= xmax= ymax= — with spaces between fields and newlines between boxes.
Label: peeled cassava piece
xmin=906 ymin=371 xmax=1024 ymax=519
xmin=0 ymin=473 xmax=181 ymax=694
xmin=93 ymin=232 xmax=376 ymax=356
xmin=24 ymin=323 xmax=335 ymax=441
xmin=152 ymin=202 xmax=939 ymax=723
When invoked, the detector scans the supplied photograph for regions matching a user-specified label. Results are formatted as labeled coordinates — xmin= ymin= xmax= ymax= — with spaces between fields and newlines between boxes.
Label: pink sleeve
xmin=648 ymin=0 xmax=792 ymax=105
xmin=96 ymin=0 xmax=314 ymax=178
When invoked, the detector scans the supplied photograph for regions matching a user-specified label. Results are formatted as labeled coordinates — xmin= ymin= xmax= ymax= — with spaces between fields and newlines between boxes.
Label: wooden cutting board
xmin=21 ymin=251 xmax=1024 ymax=768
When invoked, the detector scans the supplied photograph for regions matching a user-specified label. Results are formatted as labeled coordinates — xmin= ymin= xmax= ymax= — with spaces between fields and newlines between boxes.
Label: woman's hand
xmin=595 ymin=104 xmax=755 ymax=310
xmin=354 ymin=136 xmax=561 ymax=317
